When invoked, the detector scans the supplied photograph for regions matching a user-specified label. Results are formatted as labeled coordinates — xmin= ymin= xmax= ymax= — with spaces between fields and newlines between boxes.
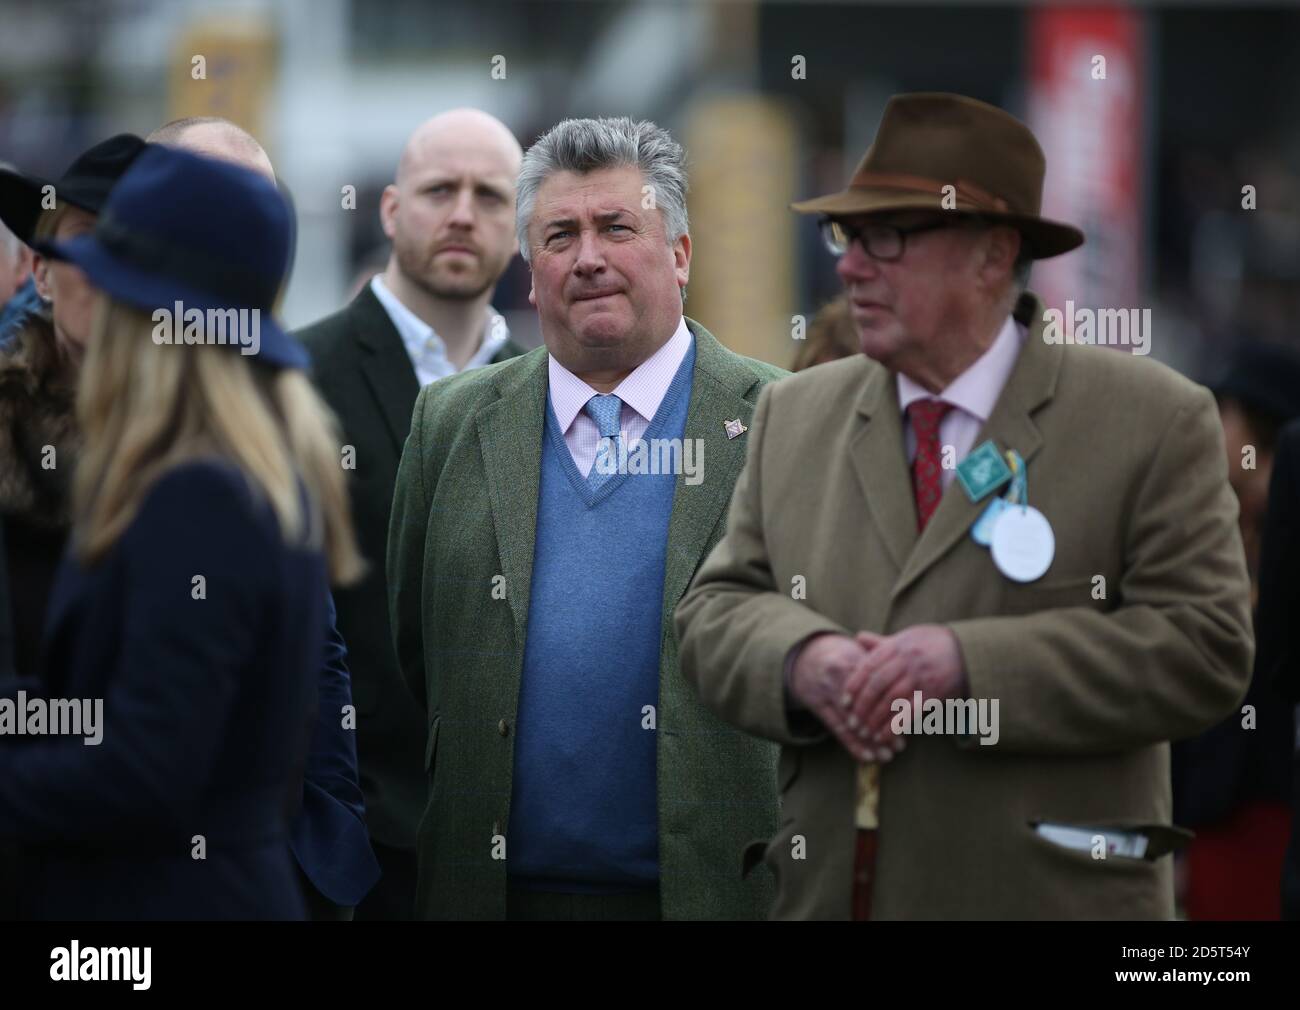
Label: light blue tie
xmin=584 ymin=393 xmax=623 ymax=488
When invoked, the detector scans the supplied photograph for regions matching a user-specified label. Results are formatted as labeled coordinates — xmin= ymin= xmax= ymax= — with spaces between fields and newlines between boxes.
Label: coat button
xmin=498 ymin=719 xmax=509 ymax=737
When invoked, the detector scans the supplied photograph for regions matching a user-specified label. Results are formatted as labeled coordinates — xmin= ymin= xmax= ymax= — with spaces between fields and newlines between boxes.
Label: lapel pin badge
xmin=955 ymin=439 xmax=1012 ymax=503
xmin=723 ymin=418 xmax=748 ymax=440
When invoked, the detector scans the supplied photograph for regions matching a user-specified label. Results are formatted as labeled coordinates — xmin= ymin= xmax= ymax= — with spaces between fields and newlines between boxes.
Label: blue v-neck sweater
xmin=507 ymin=343 xmax=696 ymax=892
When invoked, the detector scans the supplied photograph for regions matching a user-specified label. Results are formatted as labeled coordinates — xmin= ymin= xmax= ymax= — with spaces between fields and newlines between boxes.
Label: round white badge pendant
xmin=990 ymin=505 xmax=1055 ymax=582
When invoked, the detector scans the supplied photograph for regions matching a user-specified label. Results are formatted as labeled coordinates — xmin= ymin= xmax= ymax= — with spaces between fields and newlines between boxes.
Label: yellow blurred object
xmin=168 ymin=17 xmax=277 ymax=156
xmin=683 ymin=96 xmax=797 ymax=366
xmin=855 ymin=762 xmax=879 ymax=829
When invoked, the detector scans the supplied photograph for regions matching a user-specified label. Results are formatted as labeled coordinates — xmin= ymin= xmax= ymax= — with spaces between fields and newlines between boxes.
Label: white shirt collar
xmin=370 ymin=274 xmax=509 ymax=379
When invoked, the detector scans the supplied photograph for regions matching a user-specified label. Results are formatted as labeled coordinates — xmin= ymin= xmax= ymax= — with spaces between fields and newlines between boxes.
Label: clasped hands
xmin=789 ymin=625 xmax=967 ymax=762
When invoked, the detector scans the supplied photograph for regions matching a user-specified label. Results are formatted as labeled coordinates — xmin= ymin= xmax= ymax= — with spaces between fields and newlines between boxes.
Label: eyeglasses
xmin=819 ymin=218 xmax=958 ymax=261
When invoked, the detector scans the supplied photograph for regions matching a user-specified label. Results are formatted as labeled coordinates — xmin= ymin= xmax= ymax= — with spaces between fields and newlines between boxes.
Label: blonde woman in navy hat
xmin=0 ymin=144 xmax=363 ymax=919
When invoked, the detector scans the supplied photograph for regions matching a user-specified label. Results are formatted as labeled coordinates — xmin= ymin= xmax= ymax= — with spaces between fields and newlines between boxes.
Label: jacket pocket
xmin=424 ymin=714 xmax=441 ymax=774
xmin=998 ymin=577 xmax=1109 ymax=616
xmin=1025 ymin=818 xmax=1186 ymax=869
xmin=741 ymin=837 xmax=768 ymax=880
xmin=778 ymin=748 xmax=802 ymax=795
xmin=762 ymin=818 xmax=804 ymax=897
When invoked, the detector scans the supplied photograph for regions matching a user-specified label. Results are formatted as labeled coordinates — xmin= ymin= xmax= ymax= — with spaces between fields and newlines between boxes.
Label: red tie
xmin=849 ymin=398 xmax=952 ymax=922
xmin=907 ymin=398 xmax=952 ymax=531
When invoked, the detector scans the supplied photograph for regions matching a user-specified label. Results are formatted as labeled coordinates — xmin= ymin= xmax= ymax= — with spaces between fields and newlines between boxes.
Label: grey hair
xmin=515 ymin=117 xmax=688 ymax=265
xmin=966 ymin=214 xmax=1033 ymax=312
xmin=1011 ymin=243 xmax=1033 ymax=296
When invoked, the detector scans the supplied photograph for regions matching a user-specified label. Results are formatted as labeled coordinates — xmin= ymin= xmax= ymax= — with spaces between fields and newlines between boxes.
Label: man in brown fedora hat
xmin=676 ymin=92 xmax=1254 ymax=919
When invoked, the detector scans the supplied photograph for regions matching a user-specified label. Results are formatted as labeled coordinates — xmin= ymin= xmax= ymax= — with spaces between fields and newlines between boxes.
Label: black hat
xmin=0 ymin=133 xmax=147 ymax=245
xmin=1211 ymin=341 xmax=1300 ymax=424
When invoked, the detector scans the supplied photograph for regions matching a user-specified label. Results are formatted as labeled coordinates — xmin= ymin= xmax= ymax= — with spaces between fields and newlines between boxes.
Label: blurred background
xmin=1 ymin=0 xmax=1297 ymax=375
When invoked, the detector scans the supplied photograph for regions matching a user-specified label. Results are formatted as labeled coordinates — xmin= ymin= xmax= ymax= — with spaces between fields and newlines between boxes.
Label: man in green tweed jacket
xmin=387 ymin=117 xmax=786 ymax=920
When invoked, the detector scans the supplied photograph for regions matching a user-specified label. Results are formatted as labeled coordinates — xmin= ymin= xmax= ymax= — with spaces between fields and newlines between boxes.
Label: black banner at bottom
xmin=0 ymin=920 xmax=1291 ymax=996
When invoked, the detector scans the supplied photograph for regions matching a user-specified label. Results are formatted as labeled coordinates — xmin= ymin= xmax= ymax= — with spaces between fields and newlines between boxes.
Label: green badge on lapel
xmin=955 ymin=440 xmax=1013 ymax=503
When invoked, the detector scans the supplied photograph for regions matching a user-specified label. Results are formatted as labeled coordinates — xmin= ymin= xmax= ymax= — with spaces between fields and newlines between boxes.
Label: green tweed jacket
xmin=388 ymin=319 xmax=787 ymax=920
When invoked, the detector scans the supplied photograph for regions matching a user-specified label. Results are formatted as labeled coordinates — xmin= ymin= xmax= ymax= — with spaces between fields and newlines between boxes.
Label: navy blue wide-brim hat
xmin=36 ymin=144 xmax=309 ymax=370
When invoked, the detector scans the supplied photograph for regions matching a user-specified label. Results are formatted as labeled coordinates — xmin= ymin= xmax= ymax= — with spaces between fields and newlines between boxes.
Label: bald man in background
xmin=147 ymin=117 xmax=276 ymax=177
xmin=295 ymin=109 xmax=525 ymax=918
xmin=148 ymin=116 xmax=382 ymax=921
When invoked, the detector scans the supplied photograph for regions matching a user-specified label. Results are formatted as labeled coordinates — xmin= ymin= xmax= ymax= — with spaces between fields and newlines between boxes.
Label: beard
xmin=395 ymin=236 xmax=500 ymax=302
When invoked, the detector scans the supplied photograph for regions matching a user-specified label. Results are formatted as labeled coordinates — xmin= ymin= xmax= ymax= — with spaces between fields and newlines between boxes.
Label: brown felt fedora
xmin=792 ymin=92 xmax=1084 ymax=259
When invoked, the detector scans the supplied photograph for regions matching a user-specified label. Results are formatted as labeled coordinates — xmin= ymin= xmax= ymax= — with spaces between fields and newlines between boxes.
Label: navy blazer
xmin=291 ymin=592 xmax=380 ymax=907
xmin=0 ymin=460 xmax=330 ymax=919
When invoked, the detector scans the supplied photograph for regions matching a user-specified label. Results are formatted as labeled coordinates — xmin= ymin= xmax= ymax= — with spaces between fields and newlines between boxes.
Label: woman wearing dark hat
xmin=0 ymin=134 xmax=148 ymax=921
xmin=0 ymin=134 xmax=147 ymax=687
xmin=0 ymin=145 xmax=363 ymax=919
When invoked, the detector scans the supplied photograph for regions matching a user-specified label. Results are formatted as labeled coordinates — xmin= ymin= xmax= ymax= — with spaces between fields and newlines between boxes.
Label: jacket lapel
xmin=661 ymin=320 xmax=766 ymax=613
xmin=350 ymin=286 xmax=421 ymax=454
xmin=850 ymin=361 xmax=920 ymax=576
xmin=475 ymin=349 xmax=549 ymax=632
xmin=890 ymin=294 xmax=1062 ymax=601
